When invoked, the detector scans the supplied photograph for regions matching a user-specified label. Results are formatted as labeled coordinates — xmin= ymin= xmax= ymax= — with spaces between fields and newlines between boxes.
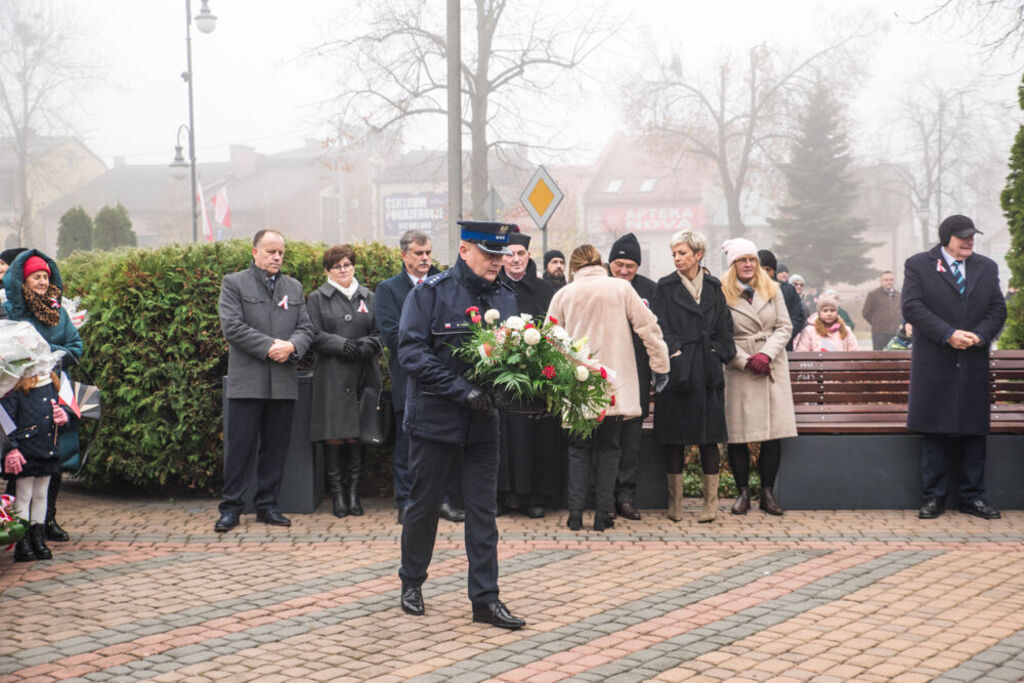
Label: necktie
xmin=267 ymin=276 xmax=275 ymax=294
xmin=951 ymin=261 xmax=965 ymax=296
xmin=416 ymin=279 xmax=423 ymax=285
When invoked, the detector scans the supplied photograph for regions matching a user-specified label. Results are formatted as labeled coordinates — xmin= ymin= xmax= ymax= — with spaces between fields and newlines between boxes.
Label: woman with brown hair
xmin=547 ymin=244 xmax=669 ymax=531
xmin=720 ymin=239 xmax=797 ymax=516
xmin=308 ymin=245 xmax=382 ymax=517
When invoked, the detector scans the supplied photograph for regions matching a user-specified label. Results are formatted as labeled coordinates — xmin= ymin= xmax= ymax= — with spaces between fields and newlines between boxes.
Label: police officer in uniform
xmin=397 ymin=220 xmax=526 ymax=629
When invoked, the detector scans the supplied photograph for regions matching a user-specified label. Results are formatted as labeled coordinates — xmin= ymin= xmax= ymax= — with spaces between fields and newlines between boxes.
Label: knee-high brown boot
xmin=666 ymin=473 xmax=683 ymax=522
xmin=698 ymin=474 xmax=719 ymax=523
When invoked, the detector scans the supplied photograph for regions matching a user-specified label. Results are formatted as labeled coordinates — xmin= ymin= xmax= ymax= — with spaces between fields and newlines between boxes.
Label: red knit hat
xmin=22 ymin=255 xmax=50 ymax=279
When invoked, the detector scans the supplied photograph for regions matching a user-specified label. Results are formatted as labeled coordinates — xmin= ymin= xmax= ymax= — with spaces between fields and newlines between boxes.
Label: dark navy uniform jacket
xmin=398 ymin=256 xmax=517 ymax=445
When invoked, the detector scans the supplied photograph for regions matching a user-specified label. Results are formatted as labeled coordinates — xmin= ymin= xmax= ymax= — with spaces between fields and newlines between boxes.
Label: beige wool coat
xmin=547 ymin=265 xmax=669 ymax=418
xmin=724 ymin=289 xmax=798 ymax=443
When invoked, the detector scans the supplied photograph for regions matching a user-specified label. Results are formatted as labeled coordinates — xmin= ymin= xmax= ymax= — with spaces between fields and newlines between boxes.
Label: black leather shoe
xmin=593 ymin=511 xmax=615 ymax=531
xmin=401 ymin=584 xmax=424 ymax=615
xmin=256 ymin=508 xmax=292 ymax=526
xmin=439 ymin=501 xmax=465 ymax=522
xmin=960 ymin=499 xmax=1001 ymax=519
xmin=918 ymin=498 xmax=944 ymax=519
xmin=44 ymin=518 xmax=70 ymax=542
xmin=616 ymin=500 xmax=641 ymax=520
xmin=214 ymin=510 xmax=240 ymax=532
xmin=522 ymin=504 xmax=545 ymax=519
xmin=472 ymin=600 xmax=525 ymax=629
xmin=567 ymin=511 xmax=582 ymax=531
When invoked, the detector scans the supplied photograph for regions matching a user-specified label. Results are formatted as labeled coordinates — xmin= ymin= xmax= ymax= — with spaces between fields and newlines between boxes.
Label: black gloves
xmin=653 ymin=372 xmax=669 ymax=393
xmin=466 ymin=387 xmax=494 ymax=411
xmin=342 ymin=339 xmax=361 ymax=358
xmin=358 ymin=340 xmax=379 ymax=358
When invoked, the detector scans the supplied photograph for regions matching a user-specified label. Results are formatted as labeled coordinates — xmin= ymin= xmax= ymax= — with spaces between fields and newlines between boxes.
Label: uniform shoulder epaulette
xmin=423 ymin=270 xmax=449 ymax=288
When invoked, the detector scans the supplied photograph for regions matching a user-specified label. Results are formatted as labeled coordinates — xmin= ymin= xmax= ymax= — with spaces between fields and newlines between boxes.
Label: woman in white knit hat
xmin=719 ymin=239 xmax=797 ymax=516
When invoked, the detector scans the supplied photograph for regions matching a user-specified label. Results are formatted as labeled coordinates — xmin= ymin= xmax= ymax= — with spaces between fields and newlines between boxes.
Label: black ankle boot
xmin=13 ymin=533 xmax=35 ymax=562
xmin=347 ymin=444 xmax=364 ymax=516
xmin=567 ymin=511 xmax=582 ymax=531
xmin=29 ymin=523 xmax=52 ymax=560
xmin=45 ymin=475 xmax=69 ymax=542
xmin=593 ymin=511 xmax=615 ymax=532
xmin=325 ymin=445 xmax=348 ymax=518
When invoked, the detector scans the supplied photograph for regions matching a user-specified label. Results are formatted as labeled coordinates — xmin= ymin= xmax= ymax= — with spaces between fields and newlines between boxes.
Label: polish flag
xmin=197 ymin=184 xmax=214 ymax=242
xmin=212 ymin=187 xmax=232 ymax=228
xmin=58 ymin=371 xmax=81 ymax=419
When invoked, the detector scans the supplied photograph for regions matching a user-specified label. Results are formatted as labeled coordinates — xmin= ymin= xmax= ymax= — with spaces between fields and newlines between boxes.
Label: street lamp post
xmin=170 ymin=0 xmax=217 ymax=243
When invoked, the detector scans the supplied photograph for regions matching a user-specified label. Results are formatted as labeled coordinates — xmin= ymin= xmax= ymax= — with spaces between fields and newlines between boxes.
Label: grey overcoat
xmin=219 ymin=262 xmax=314 ymax=400
xmin=307 ymin=282 xmax=382 ymax=441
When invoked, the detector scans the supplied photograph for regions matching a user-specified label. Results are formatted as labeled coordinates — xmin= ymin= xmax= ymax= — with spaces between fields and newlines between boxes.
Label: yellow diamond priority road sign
xmin=519 ymin=165 xmax=564 ymax=229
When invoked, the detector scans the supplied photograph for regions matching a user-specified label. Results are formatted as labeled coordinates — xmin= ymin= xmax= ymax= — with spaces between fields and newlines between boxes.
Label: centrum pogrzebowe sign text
xmin=383 ymin=193 xmax=447 ymax=237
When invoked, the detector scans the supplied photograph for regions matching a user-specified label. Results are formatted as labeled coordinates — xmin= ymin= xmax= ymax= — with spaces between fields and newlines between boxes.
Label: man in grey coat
xmin=215 ymin=229 xmax=314 ymax=532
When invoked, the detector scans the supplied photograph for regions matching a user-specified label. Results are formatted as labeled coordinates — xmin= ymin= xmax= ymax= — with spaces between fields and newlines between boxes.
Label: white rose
xmin=575 ymin=365 xmax=589 ymax=382
xmin=505 ymin=316 xmax=525 ymax=330
xmin=523 ymin=328 xmax=541 ymax=345
xmin=484 ymin=308 xmax=500 ymax=324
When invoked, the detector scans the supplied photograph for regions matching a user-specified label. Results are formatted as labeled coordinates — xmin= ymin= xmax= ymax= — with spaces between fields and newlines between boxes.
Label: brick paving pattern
xmin=2 ymin=486 xmax=1024 ymax=681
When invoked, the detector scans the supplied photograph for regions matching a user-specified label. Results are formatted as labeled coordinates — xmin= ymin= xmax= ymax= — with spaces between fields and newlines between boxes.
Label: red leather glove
xmin=746 ymin=352 xmax=772 ymax=376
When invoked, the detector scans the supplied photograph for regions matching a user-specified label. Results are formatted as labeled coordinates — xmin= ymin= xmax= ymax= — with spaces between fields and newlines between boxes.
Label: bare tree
xmin=623 ymin=30 xmax=869 ymax=238
xmin=310 ymin=0 xmax=618 ymax=218
xmin=0 ymin=0 xmax=93 ymax=245
xmin=921 ymin=1 xmax=1024 ymax=63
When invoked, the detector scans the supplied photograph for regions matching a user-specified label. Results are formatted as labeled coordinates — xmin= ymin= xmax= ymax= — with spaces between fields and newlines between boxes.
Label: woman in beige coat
xmin=547 ymin=245 xmax=670 ymax=531
xmin=721 ymin=239 xmax=797 ymax=516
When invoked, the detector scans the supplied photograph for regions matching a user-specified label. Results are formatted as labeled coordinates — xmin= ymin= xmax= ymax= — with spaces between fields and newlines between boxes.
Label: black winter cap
xmin=0 ymin=247 xmax=26 ymax=265
xmin=757 ymin=249 xmax=778 ymax=271
xmin=938 ymin=214 xmax=981 ymax=246
xmin=609 ymin=233 xmax=642 ymax=265
xmin=544 ymin=250 xmax=564 ymax=266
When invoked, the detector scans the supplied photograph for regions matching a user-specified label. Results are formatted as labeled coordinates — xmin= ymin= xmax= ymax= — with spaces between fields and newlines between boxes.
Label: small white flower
xmin=550 ymin=325 xmax=570 ymax=341
xmin=523 ymin=328 xmax=541 ymax=345
xmin=505 ymin=315 xmax=525 ymax=330
xmin=484 ymin=308 xmax=500 ymax=324
xmin=575 ymin=365 xmax=590 ymax=382
xmin=520 ymin=312 xmax=533 ymax=321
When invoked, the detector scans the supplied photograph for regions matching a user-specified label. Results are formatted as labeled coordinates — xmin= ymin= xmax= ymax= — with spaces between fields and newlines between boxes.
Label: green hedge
xmin=61 ymin=239 xmax=402 ymax=492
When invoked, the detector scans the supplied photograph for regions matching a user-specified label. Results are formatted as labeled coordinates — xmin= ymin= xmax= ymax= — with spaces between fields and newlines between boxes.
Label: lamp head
xmin=194 ymin=0 xmax=217 ymax=33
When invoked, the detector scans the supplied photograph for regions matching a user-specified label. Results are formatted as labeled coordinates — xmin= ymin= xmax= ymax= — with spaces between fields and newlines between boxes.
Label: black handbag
xmin=358 ymin=387 xmax=393 ymax=446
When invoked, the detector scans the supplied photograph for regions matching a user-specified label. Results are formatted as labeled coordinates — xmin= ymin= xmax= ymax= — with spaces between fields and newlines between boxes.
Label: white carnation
xmin=484 ymin=308 xmax=500 ymax=324
xmin=523 ymin=328 xmax=541 ymax=345
xmin=505 ymin=316 xmax=525 ymax=330
xmin=575 ymin=365 xmax=590 ymax=382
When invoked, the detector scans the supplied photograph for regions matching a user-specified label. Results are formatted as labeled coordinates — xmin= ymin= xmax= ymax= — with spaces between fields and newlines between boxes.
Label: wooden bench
xmin=788 ymin=350 xmax=1024 ymax=434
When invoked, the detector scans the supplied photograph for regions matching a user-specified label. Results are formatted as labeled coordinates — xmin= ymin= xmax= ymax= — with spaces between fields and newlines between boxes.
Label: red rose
xmin=548 ymin=316 xmax=558 ymax=324
xmin=471 ymin=314 xmax=482 ymax=324
xmin=525 ymin=323 xmax=534 ymax=329
xmin=610 ymin=394 xmax=616 ymax=407
xmin=597 ymin=409 xmax=606 ymax=422
xmin=599 ymin=367 xmax=608 ymax=380
xmin=543 ymin=365 xmax=556 ymax=379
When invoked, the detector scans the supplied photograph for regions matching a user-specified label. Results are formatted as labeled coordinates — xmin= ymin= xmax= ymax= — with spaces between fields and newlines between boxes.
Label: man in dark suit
xmin=758 ymin=249 xmax=805 ymax=350
xmin=215 ymin=229 xmax=314 ymax=532
xmin=608 ymin=233 xmax=657 ymax=521
xmin=497 ymin=231 xmax=559 ymax=518
xmin=398 ymin=220 xmax=525 ymax=629
xmin=902 ymin=215 xmax=1007 ymax=520
xmin=374 ymin=230 xmax=463 ymax=524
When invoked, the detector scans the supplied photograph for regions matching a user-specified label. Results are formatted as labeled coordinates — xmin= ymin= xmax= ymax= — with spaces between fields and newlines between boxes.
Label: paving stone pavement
xmin=3 ymin=485 xmax=1024 ymax=681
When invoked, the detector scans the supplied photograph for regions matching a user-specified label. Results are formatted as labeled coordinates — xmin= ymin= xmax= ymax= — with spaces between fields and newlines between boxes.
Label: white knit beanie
xmin=722 ymin=238 xmax=758 ymax=266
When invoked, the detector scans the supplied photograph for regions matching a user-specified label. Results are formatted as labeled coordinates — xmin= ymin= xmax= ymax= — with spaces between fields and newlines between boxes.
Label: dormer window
xmin=640 ymin=178 xmax=657 ymax=192
xmin=605 ymin=179 xmax=622 ymax=193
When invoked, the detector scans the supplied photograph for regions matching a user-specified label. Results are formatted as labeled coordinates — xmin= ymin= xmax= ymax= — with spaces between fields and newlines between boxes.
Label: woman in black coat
xmin=652 ymin=230 xmax=735 ymax=523
xmin=308 ymin=245 xmax=382 ymax=518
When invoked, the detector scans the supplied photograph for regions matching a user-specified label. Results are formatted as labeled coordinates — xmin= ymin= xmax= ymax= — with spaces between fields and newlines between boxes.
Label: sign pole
xmin=446 ymin=0 xmax=461 ymax=264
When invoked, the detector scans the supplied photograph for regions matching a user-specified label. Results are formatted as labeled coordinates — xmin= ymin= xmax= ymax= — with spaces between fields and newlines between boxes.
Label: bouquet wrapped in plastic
xmin=455 ymin=308 xmax=614 ymax=438
xmin=0 ymin=494 xmax=27 ymax=547
xmin=0 ymin=320 xmax=64 ymax=397
xmin=63 ymin=296 xmax=88 ymax=330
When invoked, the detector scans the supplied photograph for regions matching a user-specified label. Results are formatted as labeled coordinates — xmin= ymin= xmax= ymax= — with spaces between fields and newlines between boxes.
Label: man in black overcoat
xmin=375 ymin=231 xmax=464 ymax=524
xmin=496 ymin=232 xmax=561 ymax=517
xmin=902 ymin=215 xmax=1007 ymax=520
xmin=758 ymin=249 xmax=806 ymax=350
xmin=608 ymin=233 xmax=657 ymax=520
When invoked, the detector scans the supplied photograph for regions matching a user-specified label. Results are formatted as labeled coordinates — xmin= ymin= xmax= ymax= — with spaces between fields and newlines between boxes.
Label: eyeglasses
xmin=330 ymin=263 xmax=354 ymax=272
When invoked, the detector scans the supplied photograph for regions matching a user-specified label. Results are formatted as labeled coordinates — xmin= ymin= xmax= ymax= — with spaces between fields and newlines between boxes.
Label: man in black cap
xmin=607 ymin=232 xmax=656 ymax=521
xmin=903 ymin=214 xmax=1006 ymax=520
xmin=543 ymin=250 xmax=566 ymax=289
xmin=757 ymin=249 xmax=806 ymax=350
xmin=397 ymin=220 xmax=526 ymax=629
xmin=497 ymin=232 xmax=561 ymax=518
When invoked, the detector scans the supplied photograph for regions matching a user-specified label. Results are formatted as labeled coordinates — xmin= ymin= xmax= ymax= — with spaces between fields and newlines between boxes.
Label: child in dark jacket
xmin=2 ymin=371 xmax=69 ymax=562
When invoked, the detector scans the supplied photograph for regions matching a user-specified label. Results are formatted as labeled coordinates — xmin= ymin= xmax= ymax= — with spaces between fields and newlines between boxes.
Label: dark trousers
xmin=220 ymin=398 xmax=295 ymax=515
xmin=567 ymin=416 xmax=623 ymax=514
xmin=920 ymin=433 xmax=987 ymax=503
xmin=727 ymin=440 xmax=781 ymax=489
xmin=393 ymin=411 xmax=412 ymax=509
xmin=871 ymin=332 xmax=891 ymax=350
xmin=400 ymin=436 xmax=500 ymax=606
xmin=614 ymin=417 xmax=643 ymax=503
